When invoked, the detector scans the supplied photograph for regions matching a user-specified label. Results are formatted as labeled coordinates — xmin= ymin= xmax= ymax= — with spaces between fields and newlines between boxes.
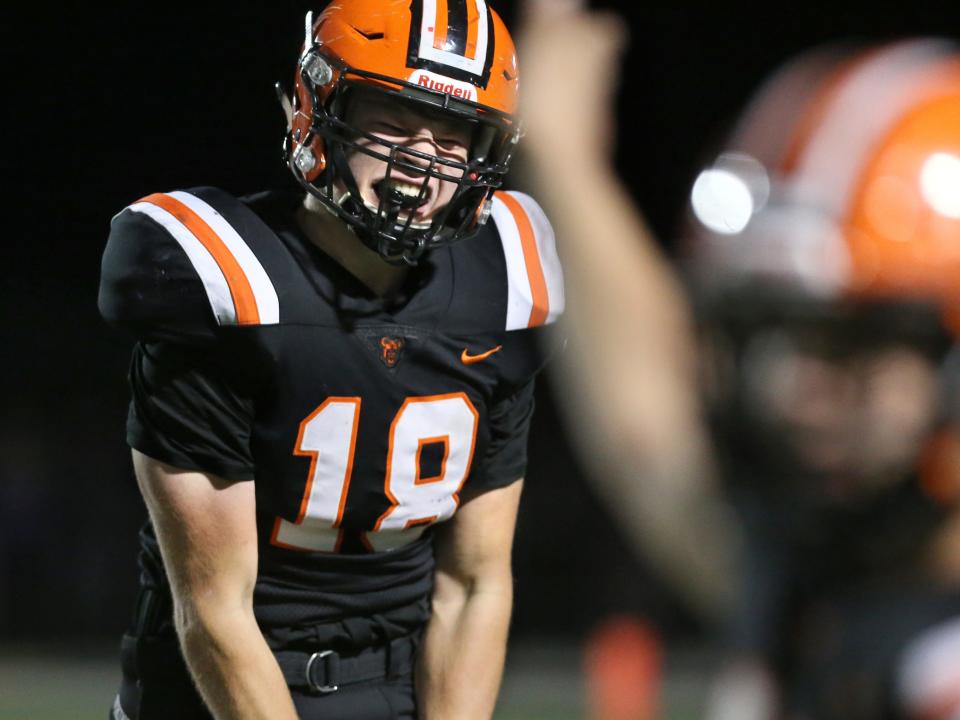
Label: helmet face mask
xmin=284 ymin=1 xmax=521 ymax=265
xmin=298 ymin=75 xmax=511 ymax=263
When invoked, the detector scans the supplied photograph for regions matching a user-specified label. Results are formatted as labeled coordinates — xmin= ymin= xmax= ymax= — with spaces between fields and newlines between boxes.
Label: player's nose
xmin=398 ymin=133 xmax=438 ymax=173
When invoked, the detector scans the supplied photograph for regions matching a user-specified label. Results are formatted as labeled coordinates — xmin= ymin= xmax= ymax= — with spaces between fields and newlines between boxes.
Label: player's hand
xmin=519 ymin=0 xmax=628 ymax=168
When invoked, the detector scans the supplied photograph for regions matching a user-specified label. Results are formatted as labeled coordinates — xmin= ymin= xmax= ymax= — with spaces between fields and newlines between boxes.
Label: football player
xmin=521 ymin=2 xmax=960 ymax=718
xmin=687 ymin=40 xmax=960 ymax=720
xmin=98 ymin=2 xmax=563 ymax=719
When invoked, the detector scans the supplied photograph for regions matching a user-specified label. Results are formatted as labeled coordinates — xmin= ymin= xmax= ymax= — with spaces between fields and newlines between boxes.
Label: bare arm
xmin=417 ymin=480 xmax=523 ymax=719
xmin=133 ymin=450 xmax=299 ymax=720
xmin=518 ymin=0 xmax=741 ymax=622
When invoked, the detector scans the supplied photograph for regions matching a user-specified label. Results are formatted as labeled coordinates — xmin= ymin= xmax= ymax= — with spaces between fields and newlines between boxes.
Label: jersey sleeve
xmin=127 ymin=341 xmax=255 ymax=481
xmin=490 ymin=188 xmax=567 ymax=378
xmin=100 ymin=189 xmax=279 ymax=479
xmin=490 ymin=190 xmax=565 ymax=333
xmin=98 ymin=189 xmax=281 ymax=343
xmin=99 ymin=200 xmax=219 ymax=343
xmin=467 ymin=379 xmax=537 ymax=490
xmin=460 ymin=191 xmax=564 ymax=490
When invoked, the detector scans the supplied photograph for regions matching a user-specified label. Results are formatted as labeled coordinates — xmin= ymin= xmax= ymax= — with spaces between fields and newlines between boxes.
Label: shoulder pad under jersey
xmin=99 ymin=187 xmax=281 ymax=341
xmin=489 ymin=190 xmax=565 ymax=332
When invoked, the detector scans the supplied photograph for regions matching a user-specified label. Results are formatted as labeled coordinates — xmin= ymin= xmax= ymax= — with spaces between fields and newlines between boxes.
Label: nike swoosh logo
xmin=461 ymin=345 xmax=503 ymax=365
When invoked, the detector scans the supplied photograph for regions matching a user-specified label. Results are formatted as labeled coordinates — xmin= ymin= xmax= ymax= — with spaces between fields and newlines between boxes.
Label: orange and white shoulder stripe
xmin=125 ymin=190 xmax=279 ymax=326
xmin=491 ymin=191 xmax=564 ymax=331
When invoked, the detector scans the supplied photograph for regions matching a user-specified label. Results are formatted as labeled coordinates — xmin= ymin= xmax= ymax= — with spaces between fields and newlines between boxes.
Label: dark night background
xmin=3 ymin=0 xmax=960 ymax=658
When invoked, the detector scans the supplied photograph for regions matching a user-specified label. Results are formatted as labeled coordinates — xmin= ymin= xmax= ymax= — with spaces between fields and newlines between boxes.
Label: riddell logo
xmin=412 ymin=72 xmax=475 ymax=101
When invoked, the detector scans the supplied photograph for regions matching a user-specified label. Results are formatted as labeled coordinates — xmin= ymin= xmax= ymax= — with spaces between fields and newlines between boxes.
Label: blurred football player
xmin=521 ymin=3 xmax=960 ymax=718
xmin=689 ymin=39 xmax=960 ymax=720
xmin=98 ymin=2 xmax=563 ymax=719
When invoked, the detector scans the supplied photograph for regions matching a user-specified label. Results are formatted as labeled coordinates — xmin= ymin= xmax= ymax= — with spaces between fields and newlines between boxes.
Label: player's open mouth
xmin=373 ymin=179 xmax=431 ymax=210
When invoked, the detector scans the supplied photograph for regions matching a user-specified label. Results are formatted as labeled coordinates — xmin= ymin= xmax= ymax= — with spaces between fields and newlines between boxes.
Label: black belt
xmin=274 ymin=635 xmax=418 ymax=694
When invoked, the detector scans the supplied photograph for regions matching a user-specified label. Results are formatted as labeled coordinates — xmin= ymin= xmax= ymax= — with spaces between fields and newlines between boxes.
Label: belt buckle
xmin=305 ymin=650 xmax=340 ymax=694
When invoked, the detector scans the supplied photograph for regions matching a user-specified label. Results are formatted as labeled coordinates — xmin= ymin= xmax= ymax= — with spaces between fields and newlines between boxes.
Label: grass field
xmin=0 ymin=642 xmax=710 ymax=720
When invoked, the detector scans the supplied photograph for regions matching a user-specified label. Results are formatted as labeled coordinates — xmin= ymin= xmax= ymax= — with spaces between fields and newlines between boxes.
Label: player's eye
xmin=435 ymin=135 xmax=470 ymax=154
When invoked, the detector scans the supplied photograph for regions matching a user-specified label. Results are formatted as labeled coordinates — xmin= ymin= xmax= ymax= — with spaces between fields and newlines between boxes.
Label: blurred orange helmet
xmin=285 ymin=0 xmax=521 ymax=263
xmin=687 ymin=39 xmax=960 ymax=329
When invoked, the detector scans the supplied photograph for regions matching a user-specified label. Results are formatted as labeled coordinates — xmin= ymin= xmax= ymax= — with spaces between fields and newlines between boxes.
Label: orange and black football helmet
xmin=686 ymin=39 xmax=960 ymax=484
xmin=282 ymin=0 xmax=520 ymax=264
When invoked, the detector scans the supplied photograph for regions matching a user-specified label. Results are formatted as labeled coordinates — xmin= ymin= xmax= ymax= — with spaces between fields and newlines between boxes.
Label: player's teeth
xmin=383 ymin=181 xmax=423 ymax=198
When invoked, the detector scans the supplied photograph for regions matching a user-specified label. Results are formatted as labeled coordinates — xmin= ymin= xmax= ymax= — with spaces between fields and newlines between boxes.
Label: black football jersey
xmin=99 ymin=186 xmax=564 ymax=648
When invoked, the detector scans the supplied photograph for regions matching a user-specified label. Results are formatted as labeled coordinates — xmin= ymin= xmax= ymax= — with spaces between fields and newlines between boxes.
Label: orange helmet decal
xmin=408 ymin=0 xmax=495 ymax=88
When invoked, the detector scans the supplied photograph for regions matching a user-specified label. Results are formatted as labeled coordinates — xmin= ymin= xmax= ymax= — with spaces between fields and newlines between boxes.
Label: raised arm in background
xmin=519 ymin=0 xmax=741 ymax=623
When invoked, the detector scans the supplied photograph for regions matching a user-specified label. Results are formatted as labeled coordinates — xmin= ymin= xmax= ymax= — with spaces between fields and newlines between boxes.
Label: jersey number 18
xmin=271 ymin=393 xmax=479 ymax=553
